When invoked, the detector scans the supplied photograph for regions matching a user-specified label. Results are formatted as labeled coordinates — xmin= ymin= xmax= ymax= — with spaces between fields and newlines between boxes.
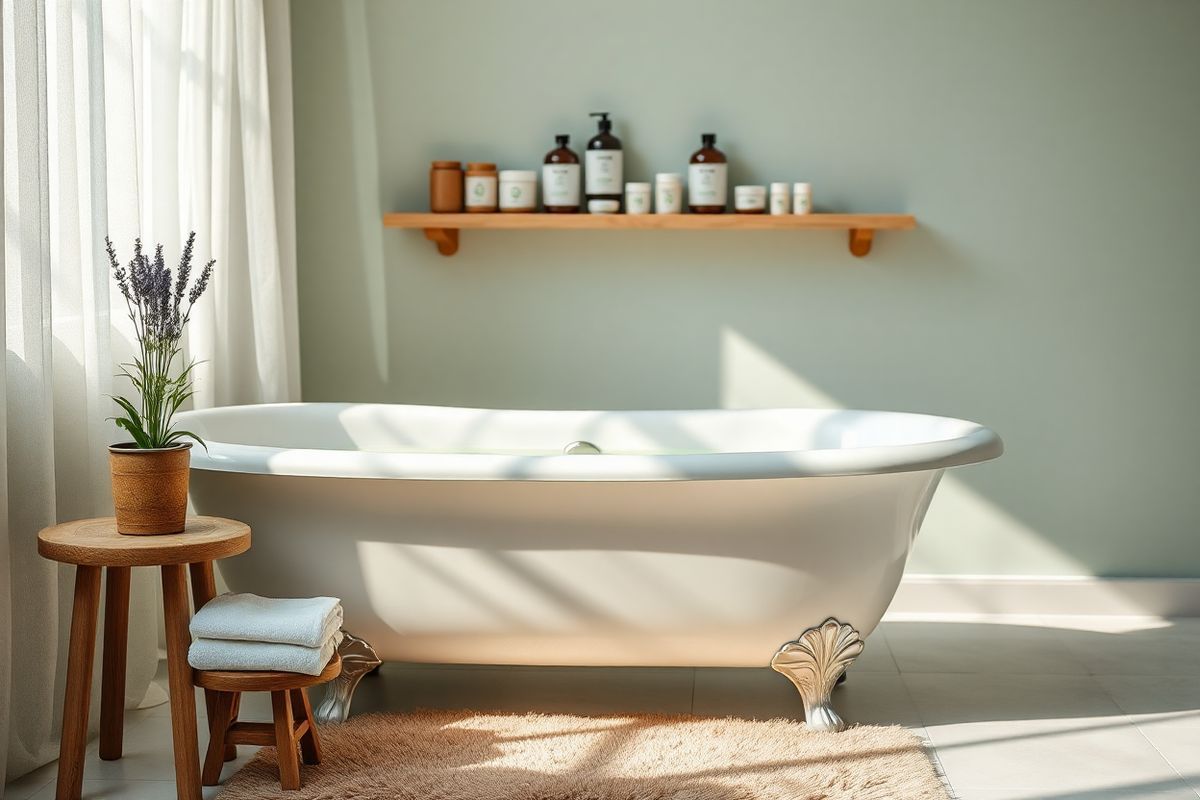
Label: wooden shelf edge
xmin=386 ymin=212 xmax=916 ymax=258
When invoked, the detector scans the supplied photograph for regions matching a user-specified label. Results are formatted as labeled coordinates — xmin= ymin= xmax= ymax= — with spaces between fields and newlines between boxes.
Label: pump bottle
xmin=585 ymin=112 xmax=623 ymax=213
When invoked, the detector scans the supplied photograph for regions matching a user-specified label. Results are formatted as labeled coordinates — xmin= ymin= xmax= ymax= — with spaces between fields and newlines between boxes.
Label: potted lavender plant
xmin=106 ymin=233 xmax=213 ymax=534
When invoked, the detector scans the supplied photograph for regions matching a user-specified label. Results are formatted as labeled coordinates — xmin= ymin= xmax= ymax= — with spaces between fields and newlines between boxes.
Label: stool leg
xmin=189 ymin=562 xmax=237 ymax=762
xmin=225 ymin=693 xmax=241 ymax=761
xmin=55 ymin=565 xmax=101 ymax=800
xmin=99 ymin=566 xmax=130 ymax=760
xmin=272 ymin=690 xmax=301 ymax=790
xmin=161 ymin=564 xmax=202 ymax=800
xmin=291 ymin=688 xmax=322 ymax=765
xmin=202 ymin=692 xmax=238 ymax=786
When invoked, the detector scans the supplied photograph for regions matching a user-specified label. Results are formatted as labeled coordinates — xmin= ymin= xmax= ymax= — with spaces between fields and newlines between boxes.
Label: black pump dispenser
xmin=585 ymin=113 xmax=622 ymax=212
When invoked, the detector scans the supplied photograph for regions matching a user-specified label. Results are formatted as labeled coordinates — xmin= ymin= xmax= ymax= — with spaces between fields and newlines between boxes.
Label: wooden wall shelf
xmin=382 ymin=212 xmax=917 ymax=258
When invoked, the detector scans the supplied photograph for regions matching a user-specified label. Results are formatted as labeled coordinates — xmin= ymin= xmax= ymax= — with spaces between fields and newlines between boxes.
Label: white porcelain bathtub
xmin=179 ymin=403 xmax=1001 ymax=726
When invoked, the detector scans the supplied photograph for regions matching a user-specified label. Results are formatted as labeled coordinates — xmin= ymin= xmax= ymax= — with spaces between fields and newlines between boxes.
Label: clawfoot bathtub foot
xmin=314 ymin=631 xmax=382 ymax=724
xmin=770 ymin=618 xmax=864 ymax=732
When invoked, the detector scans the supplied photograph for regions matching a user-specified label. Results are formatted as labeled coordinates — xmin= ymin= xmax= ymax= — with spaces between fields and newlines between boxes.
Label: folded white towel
xmin=188 ymin=631 xmax=343 ymax=676
xmin=189 ymin=593 xmax=343 ymax=649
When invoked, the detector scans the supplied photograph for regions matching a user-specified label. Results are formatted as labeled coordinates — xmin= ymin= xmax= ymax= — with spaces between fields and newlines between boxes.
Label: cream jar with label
xmin=734 ymin=185 xmax=766 ymax=214
xmin=625 ymin=182 xmax=651 ymax=215
xmin=465 ymin=163 xmax=498 ymax=212
xmin=792 ymin=182 xmax=813 ymax=215
xmin=769 ymin=182 xmax=790 ymax=215
xmin=654 ymin=173 xmax=683 ymax=214
xmin=499 ymin=170 xmax=537 ymax=212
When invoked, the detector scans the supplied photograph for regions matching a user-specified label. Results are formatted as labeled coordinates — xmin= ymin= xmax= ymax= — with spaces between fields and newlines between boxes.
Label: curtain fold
xmin=1 ymin=0 xmax=298 ymax=784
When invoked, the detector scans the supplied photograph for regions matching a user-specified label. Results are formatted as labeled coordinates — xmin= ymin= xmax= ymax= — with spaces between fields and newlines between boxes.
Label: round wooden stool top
xmin=38 ymin=516 xmax=250 ymax=567
xmin=194 ymin=653 xmax=343 ymax=692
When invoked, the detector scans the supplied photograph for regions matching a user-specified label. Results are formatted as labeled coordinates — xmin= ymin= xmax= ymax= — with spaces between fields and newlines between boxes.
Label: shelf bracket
xmin=423 ymin=227 xmax=459 ymax=256
xmin=848 ymin=228 xmax=874 ymax=258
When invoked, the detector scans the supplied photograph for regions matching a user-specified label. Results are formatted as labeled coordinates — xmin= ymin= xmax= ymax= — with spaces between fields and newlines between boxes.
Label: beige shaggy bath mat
xmin=215 ymin=709 xmax=949 ymax=800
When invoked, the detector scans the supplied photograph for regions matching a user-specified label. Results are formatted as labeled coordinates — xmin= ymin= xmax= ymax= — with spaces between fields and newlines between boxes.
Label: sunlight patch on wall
xmin=719 ymin=327 xmax=841 ymax=410
xmin=719 ymin=325 xmax=1085 ymax=577
xmin=912 ymin=486 xmax=1082 ymax=576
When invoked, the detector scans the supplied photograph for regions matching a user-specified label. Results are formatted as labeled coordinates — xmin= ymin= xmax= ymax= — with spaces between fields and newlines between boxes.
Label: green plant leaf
xmin=110 ymin=416 xmax=152 ymax=449
xmin=165 ymin=429 xmax=207 ymax=451
xmin=168 ymin=390 xmax=195 ymax=416
xmin=110 ymin=395 xmax=144 ymax=428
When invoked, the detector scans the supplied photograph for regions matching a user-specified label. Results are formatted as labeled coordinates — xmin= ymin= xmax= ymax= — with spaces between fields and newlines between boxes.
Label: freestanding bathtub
xmin=179 ymin=403 xmax=1001 ymax=730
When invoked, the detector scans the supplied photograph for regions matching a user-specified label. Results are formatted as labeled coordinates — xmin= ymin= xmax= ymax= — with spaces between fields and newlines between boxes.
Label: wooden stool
xmin=195 ymin=654 xmax=342 ymax=790
xmin=38 ymin=517 xmax=250 ymax=800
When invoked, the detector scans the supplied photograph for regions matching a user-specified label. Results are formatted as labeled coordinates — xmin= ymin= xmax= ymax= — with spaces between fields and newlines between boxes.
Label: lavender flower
xmin=105 ymin=237 xmax=131 ymax=302
xmin=189 ymin=260 xmax=214 ymax=306
xmin=107 ymin=232 xmax=215 ymax=449
xmin=174 ymin=231 xmax=195 ymax=306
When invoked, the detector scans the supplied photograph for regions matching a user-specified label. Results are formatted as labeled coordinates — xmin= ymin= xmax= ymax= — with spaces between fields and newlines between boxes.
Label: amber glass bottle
xmin=687 ymin=134 xmax=727 ymax=213
xmin=585 ymin=112 xmax=623 ymax=213
xmin=543 ymin=134 xmax=581 ymax=213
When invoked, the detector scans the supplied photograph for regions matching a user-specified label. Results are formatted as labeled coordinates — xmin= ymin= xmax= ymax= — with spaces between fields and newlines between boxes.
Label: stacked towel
xmin=189 ymin=631 xmax=343 ymax=675
xmin=188 ymin=593 xmax=343 ymax=676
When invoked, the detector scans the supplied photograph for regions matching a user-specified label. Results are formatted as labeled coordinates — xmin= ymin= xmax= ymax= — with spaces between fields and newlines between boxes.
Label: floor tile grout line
xmin=1037 ymin=612 xmax=1097 ymax=676
xmin=1096 ymin=676 xmax=1200 ymax=792
xmin=897 ymin=671 xmax=934 ymax=730
xmin=6 ymin=774 xmax=54 ymax=800
xmin=893 ymin=670 xmax=958 ymax=792
xmin=875 ymin=623 xmax=903 ymax=674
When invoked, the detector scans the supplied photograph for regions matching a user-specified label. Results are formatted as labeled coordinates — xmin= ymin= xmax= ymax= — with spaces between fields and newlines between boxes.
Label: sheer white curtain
xmin=1 ymin=0 xmax=298 ymax=784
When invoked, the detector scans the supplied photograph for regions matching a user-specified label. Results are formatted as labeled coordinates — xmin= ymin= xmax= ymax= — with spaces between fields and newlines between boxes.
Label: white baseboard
xmin=891 ymin=574 xmax=1200 ymax=617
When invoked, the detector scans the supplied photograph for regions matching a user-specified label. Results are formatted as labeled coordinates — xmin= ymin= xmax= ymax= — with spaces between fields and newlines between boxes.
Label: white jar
xmin=625 ymin=182 xmax=652 ymax=215
xmin=733 ymin=185 xmax=766 ymax=213
xmin=769 ymin=182 xmax=790 ymax=215
xmin=792 ymin=182 xmax=813 ymax=215
xmin=654 ymin=173 xmax=683 ymax=214
xmin=498 ymin=170 xmax=537 ymax=212
xmin=587 ymin=199 xmax=620 ymax=214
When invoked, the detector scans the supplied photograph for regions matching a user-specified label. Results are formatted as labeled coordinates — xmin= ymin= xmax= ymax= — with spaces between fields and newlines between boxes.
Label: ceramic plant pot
xmin=108 ymin=442 xmax=192 ymax=535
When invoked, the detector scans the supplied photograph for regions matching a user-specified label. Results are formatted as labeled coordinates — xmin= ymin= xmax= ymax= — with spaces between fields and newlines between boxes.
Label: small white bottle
xmin=792 ymin=182 xmax=813 ymax=215
xmin=654 ymin=173 xmax=683 ymax=214
xmin=769 ymin=182 xmax=790 ymax=215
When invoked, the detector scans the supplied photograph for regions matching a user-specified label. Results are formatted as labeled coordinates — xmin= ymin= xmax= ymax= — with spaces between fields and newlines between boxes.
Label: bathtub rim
xmin=177 ymin=403 xmax=1003 ymax=482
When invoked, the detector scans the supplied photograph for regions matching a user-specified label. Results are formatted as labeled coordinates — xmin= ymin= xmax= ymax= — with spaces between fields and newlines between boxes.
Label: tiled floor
xmin=6 ymin=615 xmax=1200 ymax=800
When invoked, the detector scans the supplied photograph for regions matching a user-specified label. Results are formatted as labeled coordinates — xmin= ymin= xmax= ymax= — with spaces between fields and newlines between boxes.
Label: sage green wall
xmin=290 ymin=0 xmax=1200 ymax=577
